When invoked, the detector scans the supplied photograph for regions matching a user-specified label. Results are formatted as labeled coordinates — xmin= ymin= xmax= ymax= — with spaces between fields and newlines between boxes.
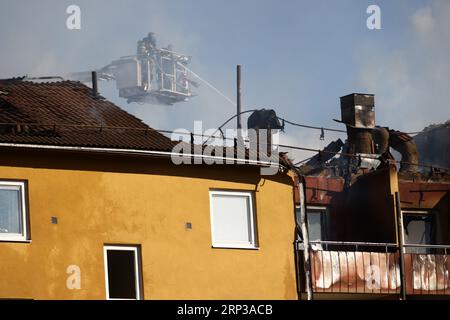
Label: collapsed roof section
xmin=413 ymin=120 xmax=450 ymax=171
xmin=298 ymin=93 xmax=450 ymax=184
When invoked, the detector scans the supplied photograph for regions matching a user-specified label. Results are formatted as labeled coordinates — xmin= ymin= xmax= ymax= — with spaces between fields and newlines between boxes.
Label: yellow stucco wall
xmin=0 ymin=149 xmax=297 ymax=300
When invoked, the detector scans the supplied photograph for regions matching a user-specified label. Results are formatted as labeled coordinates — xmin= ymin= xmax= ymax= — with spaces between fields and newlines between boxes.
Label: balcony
xmin=296 ymin=241 xmax=450 ymax=297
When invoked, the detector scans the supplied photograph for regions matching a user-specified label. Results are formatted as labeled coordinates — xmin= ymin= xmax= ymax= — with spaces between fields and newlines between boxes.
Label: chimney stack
xmin=92 ymin=71 xmax=98 ymax=97
xmin=340 ymin=93 xmax=375 ymax=154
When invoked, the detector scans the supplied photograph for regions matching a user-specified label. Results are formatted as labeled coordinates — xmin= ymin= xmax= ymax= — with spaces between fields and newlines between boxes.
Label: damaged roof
xmin=399 ymin=180 xmax=450 ymax=209
xmin=0 ymin=78 xmax=175 ymax=151
xmin=0 ymin=78 xmax=281 ymax=167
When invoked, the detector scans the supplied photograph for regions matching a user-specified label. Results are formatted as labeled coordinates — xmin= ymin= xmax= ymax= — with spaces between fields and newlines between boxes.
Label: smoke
xmin=356 ymin=0 xmax=450 ymax=132
xmin=0 ymin=0 xmax=232 ymax=129
xmin=2 ymin=1 xmax=449 ymax=165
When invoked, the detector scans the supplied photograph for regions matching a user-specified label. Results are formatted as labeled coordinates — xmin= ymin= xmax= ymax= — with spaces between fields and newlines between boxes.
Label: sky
xmin=0 ymin=0 xmax=449 ymax=161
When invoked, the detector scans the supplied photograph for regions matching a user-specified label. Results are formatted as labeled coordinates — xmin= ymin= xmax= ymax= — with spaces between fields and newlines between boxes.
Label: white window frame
xmin=103 ymin=245 xmax=142 ymax=300
xmin=0 ymin=181 xmax=28 ymax=242
xmin=306 ymin=205 xmax=327 ymax=242
xmin=209 ymin=190 xmax=258 ymax=249
xmin=295 ymin=205 xmax=327 ymax=242
xmin=402 ymin=209 xmax=434 ymax=246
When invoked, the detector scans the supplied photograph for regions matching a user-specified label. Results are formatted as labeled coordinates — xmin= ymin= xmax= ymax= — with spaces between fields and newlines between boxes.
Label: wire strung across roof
xmin=0 ymin=121 xmax=447 ymax=172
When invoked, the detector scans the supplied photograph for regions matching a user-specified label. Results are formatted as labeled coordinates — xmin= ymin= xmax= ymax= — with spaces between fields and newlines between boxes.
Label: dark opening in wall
xmin=105 ymin=246 xmax=141 ymax=299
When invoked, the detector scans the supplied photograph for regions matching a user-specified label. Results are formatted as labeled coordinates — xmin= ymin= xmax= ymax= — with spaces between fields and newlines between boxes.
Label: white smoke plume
xmin=356 ymin=0 xmax=450 ymax=132
xmin=1 ymin=1 xmax=449 ymax=164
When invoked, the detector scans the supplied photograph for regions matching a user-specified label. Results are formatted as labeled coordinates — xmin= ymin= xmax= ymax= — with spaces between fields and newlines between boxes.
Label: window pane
xmin=404 ymin=216 xmax=432 ymax=244
xmin=107 ymin=250 xmax=137 ymax=299
xmin=404 ymin=215 xmax=433 ymax=254
xmin=211 ymin=193 xmax=253 ymax=245
xmin=296 ymin=207 xmax=326 ymax=241
xmin=0 ymin=188 xmax=22 ymax=234
xmin=307 ymin=212 xmax=322 ymax=241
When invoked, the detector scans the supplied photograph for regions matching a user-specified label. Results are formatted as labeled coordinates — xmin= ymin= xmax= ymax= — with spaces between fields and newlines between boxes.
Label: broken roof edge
xmin=398 ymin=170 xmax=450 ymax=183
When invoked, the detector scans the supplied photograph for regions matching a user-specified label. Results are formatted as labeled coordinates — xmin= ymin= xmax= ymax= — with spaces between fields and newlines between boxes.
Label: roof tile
xmin=0 ymin=79 xmax=175 ymax=151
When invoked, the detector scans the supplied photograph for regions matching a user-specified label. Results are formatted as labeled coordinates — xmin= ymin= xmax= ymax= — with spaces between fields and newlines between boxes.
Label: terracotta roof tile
xmin=0 ymin=79 xmax=175 ymax=151
xmin=0 ymin=78 xmax=287 ymax=168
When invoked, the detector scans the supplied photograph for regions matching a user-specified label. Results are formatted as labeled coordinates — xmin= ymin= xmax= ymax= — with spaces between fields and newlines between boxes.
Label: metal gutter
xmin=0 ymin=142 xmax=281 ymax=168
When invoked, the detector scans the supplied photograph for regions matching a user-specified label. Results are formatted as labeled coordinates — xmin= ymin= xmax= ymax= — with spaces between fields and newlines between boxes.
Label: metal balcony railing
xmin=296 ymin=241 xmax=450 ymax=296
xmin=403 ymin=244 xmax=450 ymax=295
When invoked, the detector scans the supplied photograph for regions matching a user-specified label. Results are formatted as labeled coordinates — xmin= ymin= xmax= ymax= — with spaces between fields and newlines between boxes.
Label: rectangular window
xmin=403 ymin=210 xmax=434 ymax=253
xmin=0 ymin=181 xmax=28 ymax=241
xmin=295 ymin=206 xmax=327 ymax=242
xmin=104 ymin=245 xmax=142 ymax=300
xmin=307 ymin=210 xmax=324 ymax=242
xmin=209 ymin=190 xmax=257 ymax=249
